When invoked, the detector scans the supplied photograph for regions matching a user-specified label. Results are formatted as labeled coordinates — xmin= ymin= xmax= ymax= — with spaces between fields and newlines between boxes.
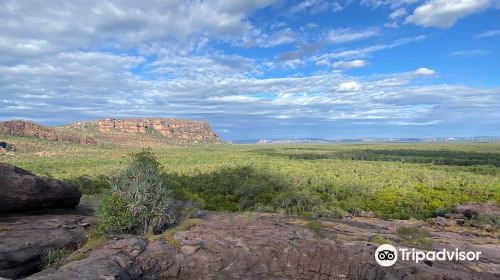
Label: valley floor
xmin=1 ymin=139 xmax=499 ymax=278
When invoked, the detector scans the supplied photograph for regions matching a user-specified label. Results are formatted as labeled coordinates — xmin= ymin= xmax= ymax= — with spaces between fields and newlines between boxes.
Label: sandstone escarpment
xmin=0 ymin=118 xmax=221 ymax=147
xmin=0 ymin=120 xmax=96 ymax=145
xmin=64 ymin=118 xmax=221 ymax=145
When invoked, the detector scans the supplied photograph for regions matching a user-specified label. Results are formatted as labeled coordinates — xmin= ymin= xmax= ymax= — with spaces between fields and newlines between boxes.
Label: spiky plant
xmin=98 ymin=148 xmax=178 ymax=235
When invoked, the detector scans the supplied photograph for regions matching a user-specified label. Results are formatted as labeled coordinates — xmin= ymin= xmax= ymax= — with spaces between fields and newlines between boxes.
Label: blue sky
xmin=0 ymin=0 xmax=499 ymax=140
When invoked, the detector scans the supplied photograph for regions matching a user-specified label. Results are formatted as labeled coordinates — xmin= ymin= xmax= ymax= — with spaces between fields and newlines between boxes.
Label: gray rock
xmin=25 ymin=212 xmax=500 ymax=280
xmin=0 ymin=207 xmax=94 ymax=278
xmin=435 ymin=216 xmax=456 ymax=227
xmin=444 ymin=213 xmax=465 ymax=220
xmin=0 ymin=141 xmax=14 ymax=152
xmin=0 ymin=163 xmax=81 ymax=213
xmin=454 ymin=203 xmax=500 ymax=219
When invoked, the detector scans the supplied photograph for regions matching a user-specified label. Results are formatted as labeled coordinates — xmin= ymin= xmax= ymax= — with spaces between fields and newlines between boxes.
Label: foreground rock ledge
xmin=0 ymin=163 xmax=81 ymax=213
xmin=26 ymin=212 xmax=499 ymax=280
xmin=0 ymin=207 xmax=94 ymax=279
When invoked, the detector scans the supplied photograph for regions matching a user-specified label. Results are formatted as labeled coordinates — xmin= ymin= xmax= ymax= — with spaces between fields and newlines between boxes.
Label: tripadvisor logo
xmin=375 ymin=244 xmax=398 ymax=267
xmin=375 ymin=244 xmax=482 ymax=267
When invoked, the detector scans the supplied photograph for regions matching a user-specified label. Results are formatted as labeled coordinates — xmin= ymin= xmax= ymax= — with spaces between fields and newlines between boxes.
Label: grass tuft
xmin=396 ymin=226 xmax=434 ymax=250
xmin=162 ymin=218 xmax=201 ymax=248
xmin=40 ymin=248 xmax=72 ymax=269
xmin=306 ymin=220 xmax=326 ymax=239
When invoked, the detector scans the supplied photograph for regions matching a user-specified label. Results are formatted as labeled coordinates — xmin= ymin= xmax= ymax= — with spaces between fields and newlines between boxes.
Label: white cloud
xmin=210 ymin=95 xmax=259 ymax=102
xmin=0 ymin=0 xmax=279 ymax=62
xmin=389 ymin=8 xmax=408 ymax=19
xmin=290 ymin=0 xmax=343 ymax=14
xmin=328 ymin=27 xmax=380 ymax=44
xmin=449 ymin=49 xmax=491 ymax=56
xmin=337 ymin=81 xmax=361 ymax=92
xmin=361 ymin=0 xmax=421 ymax=9
xmin=0 ymin=0 xmax=498 ymax=138
xmin=384 ymin=22 xmax=400 ymax=28
xmin=477 ymin=29 xmax=500 ymax=38
xmin=257 ymin=28 xmax=297 ymax=48
xmin=414 ymin=67 xmax=436 ymax=75
xmin=313 ymin=35 xmax=426 ymax=64
xmin=332 ymin=60 xmax=369 ymax=69
xmin=405 ymin=0 xmax=491 ymax=28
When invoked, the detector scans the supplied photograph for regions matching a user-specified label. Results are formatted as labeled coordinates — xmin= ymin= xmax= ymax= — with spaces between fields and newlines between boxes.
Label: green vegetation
xmin=372 ymin=235 xmax=389 ymax=245
xmin=396 ymin=226 xmax=434 ymax=250
xmin=97 ymin=149 xmax=180 ymax=235
xmin=471 ymin=213 xmax=499 ymax=230
xmin=162 ymin=218 xmax=201 ymax=248
xmin=1 ymin=134 xmax=499 ymax=220
xmin=306 ymin=220 xmax=326 ymax=238
xmin=40 ymin=248 xmax=72 ymax=268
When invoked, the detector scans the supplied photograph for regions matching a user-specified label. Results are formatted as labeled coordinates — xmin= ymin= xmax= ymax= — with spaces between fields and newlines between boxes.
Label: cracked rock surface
xmin=25 ymin=212 xmax=500 ymax=280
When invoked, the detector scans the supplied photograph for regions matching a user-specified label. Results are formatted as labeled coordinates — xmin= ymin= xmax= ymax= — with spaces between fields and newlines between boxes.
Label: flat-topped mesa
xmin=61 ymin=118 xmax=222 ymax=145
xmin=98 ymin=118 xmax=219 ymax=141
xmin=0 ymin=118 xmax=221 ymax=146
xmin=0 ymin=120 xmax=96 ymax=145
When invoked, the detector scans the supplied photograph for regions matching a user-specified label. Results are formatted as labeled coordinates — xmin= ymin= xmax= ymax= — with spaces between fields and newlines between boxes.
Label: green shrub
xmin=474 ymin=213 xmax=499 ymax=227
xmin=40 ymin=247 xmax=71 ymax=268
xmin=372 ymin=235 xmax=389 ymax=244
xmin=97 ymin=193 xmax=135 ymax=234
xmin=306 ymin=220 xmax=326 ymax=238
xmin=254 ymin=203 xmax=274 ymax=213
xmin=330 ymin=233 xmax=343 ymax=244
xmin=313 ymin=207 xmax=345 ymax=219
xmin=396 ymin=226 xmax=434 ymax=250
xmin=98 ymin=148 xmax=179 ymax=235
xmin=70 ymin=175 xmax=110 ymax=195
xmin=272 ymin=190 xmax=322 ymax=215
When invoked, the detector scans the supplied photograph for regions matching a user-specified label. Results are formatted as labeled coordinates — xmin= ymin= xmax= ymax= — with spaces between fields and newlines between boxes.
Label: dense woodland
xmin=1 ymin=135 xmax=499 ymax=220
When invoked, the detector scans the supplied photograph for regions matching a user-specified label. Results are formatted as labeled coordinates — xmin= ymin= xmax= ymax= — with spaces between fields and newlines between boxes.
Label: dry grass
xmin=162 ymin=218 xmax=201 ymax=248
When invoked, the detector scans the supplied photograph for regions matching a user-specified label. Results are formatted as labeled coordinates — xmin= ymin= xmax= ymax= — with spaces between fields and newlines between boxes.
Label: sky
xmin=0 ymin=0 xmax=499 ymax=140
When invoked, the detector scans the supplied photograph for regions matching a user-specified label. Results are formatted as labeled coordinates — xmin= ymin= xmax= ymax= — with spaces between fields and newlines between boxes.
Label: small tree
xmin=98 ymin=148 xmax=178 ymax=235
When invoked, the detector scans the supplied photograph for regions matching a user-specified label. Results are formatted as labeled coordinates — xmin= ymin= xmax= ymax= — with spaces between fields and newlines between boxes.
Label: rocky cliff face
xmin=0 ymin=120 xmax=96 ymax=145
xmin=65 ymin=118 xmax=221 ymax=144
xmin=0 ymin=118 xmax=221 ymax=147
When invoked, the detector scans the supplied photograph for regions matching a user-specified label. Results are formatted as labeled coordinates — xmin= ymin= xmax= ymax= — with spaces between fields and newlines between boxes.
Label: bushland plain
xmin=1 ymin=134 xmax=499 ymax=220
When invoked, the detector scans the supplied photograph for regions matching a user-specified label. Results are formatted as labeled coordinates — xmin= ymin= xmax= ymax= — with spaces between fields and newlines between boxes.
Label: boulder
xmin=0 ymin=163 xmax=81 ymax=213
xmin=0 ymin=207 xmax=94 ymax=278
xmin=435 ymin=216 xmax=456 ymax=227
xmin=454 ymin=203 xmax=500 ymax=219
xmin=444 ymin=213 xmax=465 ymax=220
xmin=0 ymin=141 xmax=14 ymax=151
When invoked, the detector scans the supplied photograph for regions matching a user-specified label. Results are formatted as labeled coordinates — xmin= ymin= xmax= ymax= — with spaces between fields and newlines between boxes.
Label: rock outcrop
xmin=430 ymin=203 xmax=500 ymax=231
xmin=0 ymin=141 xmax=14 ymax=152
xmin=0 ymin=163 xmax=82 ymax=213
xmin=25 ymin=212 xmax=500 ymax=280
xmin=454 ymin=203 xmax=500 ymax=219
xmin=0 ymin=163 xmax=90 ymax=279
xmin=0 ymin=120 xmax=96 ymax=145
xmin=0 ymin=118 xmax=221 ymax=147
xmin=0 ymin=162 xmax=497 ymax=279
xmin=0 ymin=207 xmax=94 ymax=279
xmin=62 ymin=118 xmax=221 ymax=146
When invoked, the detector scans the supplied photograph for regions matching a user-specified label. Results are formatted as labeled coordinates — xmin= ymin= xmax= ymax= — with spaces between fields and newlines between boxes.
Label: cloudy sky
xmin=1 ymin=0 xmax=499 ymax=140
